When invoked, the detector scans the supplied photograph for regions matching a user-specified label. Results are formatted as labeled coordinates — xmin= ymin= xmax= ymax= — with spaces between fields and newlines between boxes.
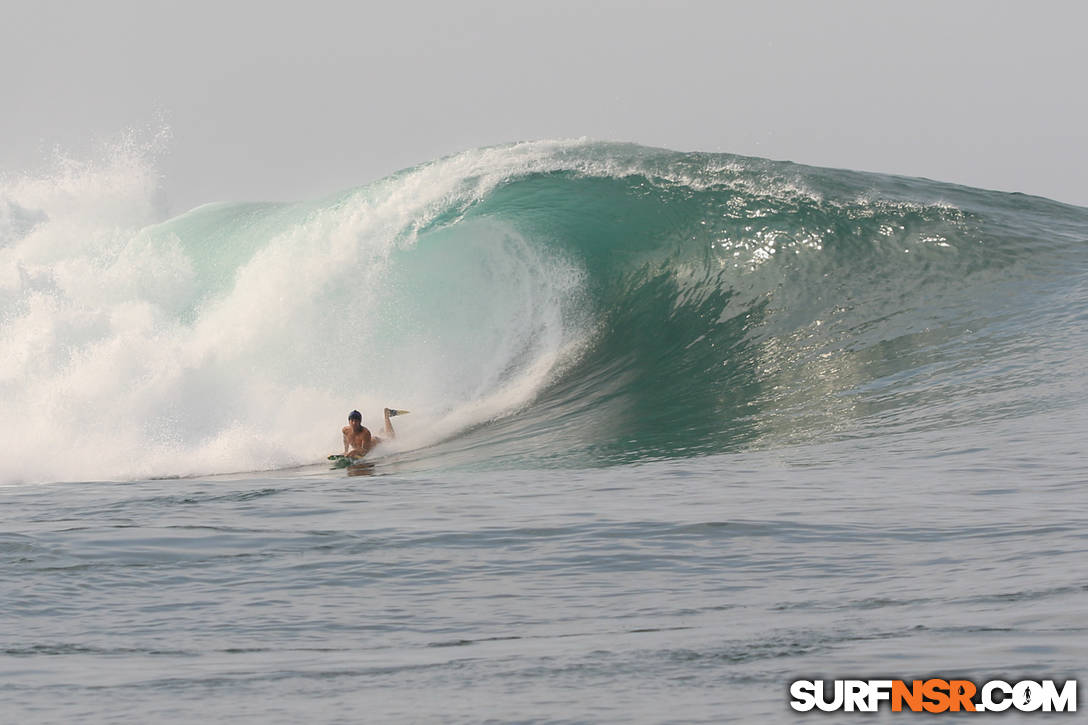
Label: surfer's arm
xmin=342 ymin=426 xmax=351 ymax=454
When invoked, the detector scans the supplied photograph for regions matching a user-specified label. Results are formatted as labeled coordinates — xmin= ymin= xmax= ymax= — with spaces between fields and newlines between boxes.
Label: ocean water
xmin=1 ymin=139 xmax=1086 ymax=722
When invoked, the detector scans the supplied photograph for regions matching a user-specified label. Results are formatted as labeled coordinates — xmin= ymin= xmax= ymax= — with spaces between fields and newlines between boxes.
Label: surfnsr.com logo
xmin=789 ymin=679 xmax=1077 ymax=713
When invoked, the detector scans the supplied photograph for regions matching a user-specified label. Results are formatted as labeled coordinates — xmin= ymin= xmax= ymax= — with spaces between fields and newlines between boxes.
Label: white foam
xmin=0 ymin=136 xmax=597 ymax=484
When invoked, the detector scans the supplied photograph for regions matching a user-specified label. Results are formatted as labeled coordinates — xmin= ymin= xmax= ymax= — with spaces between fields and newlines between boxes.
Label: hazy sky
xmin=3 ymin=0 xmax=1086 ymax=212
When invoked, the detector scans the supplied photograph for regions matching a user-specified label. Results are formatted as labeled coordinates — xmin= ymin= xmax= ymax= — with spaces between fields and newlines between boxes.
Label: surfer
xmin=342 ymin=408 xmax=397 ymax=459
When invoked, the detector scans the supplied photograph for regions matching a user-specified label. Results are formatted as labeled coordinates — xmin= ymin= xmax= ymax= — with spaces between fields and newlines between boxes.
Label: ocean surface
xmin=2 ymin=139 xmax=1086 ymax=722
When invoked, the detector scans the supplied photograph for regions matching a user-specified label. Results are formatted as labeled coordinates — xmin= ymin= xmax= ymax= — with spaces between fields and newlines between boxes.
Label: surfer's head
xmin=348 ymin=410 xmax=362 ymax=423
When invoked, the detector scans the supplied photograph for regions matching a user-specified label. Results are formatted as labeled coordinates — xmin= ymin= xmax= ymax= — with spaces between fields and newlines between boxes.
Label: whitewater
xmin=2 ymin=138 xmax=1086 ymax=722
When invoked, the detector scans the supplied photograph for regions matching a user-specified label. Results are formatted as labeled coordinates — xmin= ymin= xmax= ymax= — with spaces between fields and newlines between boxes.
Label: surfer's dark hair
xmin=348 ymin=410 xmax=362 ymax=422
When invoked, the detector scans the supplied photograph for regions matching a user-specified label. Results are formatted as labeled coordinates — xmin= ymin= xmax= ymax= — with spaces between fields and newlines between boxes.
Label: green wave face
xmin=398 ymin=146 xmax=1088 ymax=468
xmin=3 ymin=140 xmax=1087 ymax=480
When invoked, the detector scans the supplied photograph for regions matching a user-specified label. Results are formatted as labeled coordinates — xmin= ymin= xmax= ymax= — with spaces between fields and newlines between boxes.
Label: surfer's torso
xmin=343 ymin=424 xmax=373 ymax=456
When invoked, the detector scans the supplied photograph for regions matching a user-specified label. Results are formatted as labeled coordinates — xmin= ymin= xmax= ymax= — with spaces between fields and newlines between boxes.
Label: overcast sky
xmin=3 ymin=0 xmax=1086 ymax=213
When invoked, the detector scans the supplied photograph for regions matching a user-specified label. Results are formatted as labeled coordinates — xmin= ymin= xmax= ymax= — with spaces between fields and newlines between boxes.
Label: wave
xmin=2 ymin=138 xmax=1086 ymax=482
